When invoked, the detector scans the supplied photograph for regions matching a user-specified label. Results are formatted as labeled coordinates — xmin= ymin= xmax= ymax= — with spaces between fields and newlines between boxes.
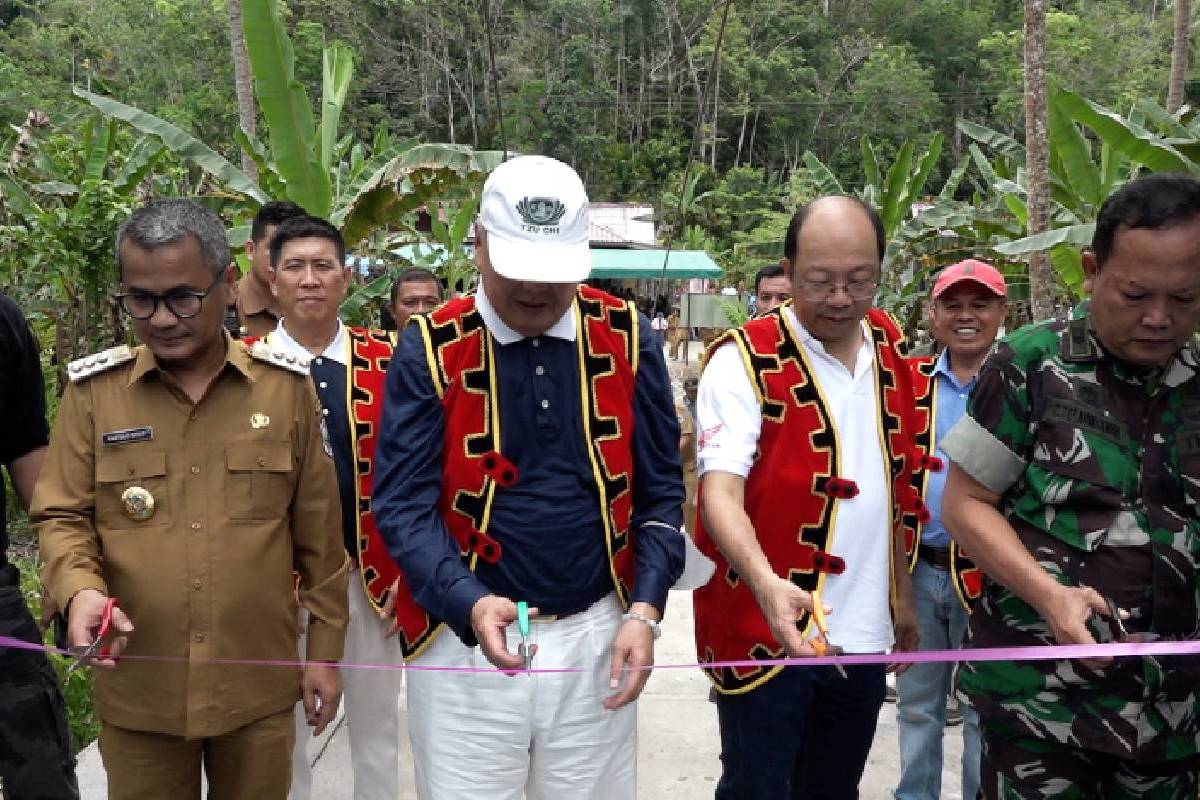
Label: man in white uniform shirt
xmin=693 ymin=195 xmax=920 ymax=799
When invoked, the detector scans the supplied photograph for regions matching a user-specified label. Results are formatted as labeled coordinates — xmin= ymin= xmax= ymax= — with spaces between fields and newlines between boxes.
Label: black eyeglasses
xmin=115 ymin=267 xmax=227 ymax=320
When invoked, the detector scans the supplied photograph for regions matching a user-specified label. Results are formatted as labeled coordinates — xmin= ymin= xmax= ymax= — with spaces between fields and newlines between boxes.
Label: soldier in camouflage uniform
xmin=940 ymin=173 xmax=1200 ymax=799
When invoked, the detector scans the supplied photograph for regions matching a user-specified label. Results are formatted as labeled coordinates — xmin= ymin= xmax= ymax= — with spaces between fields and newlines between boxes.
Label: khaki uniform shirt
xmin=235 ymin=274 xmax=282 ymax=338
xmin=34 ymin=336 xmax=350 ymax=738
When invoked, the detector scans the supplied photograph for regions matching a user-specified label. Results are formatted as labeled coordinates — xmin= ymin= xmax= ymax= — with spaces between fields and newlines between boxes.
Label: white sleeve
xmin=697 ymin=341 xmax=762 ymax=479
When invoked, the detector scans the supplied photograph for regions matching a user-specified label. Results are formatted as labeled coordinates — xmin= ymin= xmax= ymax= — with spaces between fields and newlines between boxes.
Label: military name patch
xmin=102 ymin=426 xmax=154 ymax=447
xmin=1045 ymin=397 xmax=1124 ymax=441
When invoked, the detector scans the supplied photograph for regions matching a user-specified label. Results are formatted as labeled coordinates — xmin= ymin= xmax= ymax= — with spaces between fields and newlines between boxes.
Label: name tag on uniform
xmin=102 ymin=426 xmax=154 ymax=447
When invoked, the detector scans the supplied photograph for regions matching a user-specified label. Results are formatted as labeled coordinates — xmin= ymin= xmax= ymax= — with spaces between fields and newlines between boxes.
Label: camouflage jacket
xmin=940 ymin=311 xmax=1200 ymax=761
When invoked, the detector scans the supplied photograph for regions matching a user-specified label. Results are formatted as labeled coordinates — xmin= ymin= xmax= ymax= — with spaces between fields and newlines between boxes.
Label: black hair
xmin=1093 ymin=173 xmax=1200 ymax=267
xmin=782 ymin=195 xmax=886 ymax=265
xmin=268 ymin=215 xmax=346 ymax=268
xmin=251 ymin=200 xmax=307 ymax=243
xmin=754 ymin=262 xmax=787 ymax=293
xmin=390 ymin=267 xmax=442 ymax=303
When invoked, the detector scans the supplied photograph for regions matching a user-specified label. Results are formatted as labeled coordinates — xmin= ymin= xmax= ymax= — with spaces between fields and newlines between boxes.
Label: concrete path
xmin=77 ymin=589 xmax=969 ymax=799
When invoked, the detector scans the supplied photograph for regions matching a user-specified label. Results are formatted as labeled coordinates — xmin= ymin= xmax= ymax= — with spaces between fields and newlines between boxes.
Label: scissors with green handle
xmin=516 ymin=601 xmax=532 ymax=672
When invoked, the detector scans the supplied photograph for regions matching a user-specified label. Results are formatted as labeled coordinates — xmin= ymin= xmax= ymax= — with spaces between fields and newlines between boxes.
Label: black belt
xmin=918 ymin=544 xmax=951 ymax=571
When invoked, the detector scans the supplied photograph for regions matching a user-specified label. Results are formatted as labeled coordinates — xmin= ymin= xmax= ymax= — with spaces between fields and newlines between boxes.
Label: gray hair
xmin=115 ymin=199 xmax=231 ymax=277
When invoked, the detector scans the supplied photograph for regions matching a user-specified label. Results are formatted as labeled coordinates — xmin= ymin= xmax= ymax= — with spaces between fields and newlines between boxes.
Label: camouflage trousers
xmin=980 ymin=720 xmax=1199 ymax=800
xmin=0 ymin=577 xmax=79 ymax=800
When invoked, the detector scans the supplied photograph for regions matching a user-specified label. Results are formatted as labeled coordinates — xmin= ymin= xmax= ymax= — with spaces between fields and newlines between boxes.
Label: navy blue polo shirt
xmin=372 ymin=289 xmax=685 ymax=643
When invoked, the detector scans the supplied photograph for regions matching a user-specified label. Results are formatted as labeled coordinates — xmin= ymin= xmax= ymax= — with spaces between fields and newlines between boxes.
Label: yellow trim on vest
xmin=415 ymin=316 xmax=445 ymax=399
xmin=706 ymin=662 xmax=788 ymax=696
xmin=871 ymin=361 xmax=900 ymax=612
xmin=478 ymin=334 xmax=501 ymax=540
xmin=628 ymin=300 xmax=640 ymax=374
xmin=343 ymin=334 xmax=377 ymax=610
xmin=575 ymin=302 xmax=629 ymax=610
xmin=778 ymin=311 xmax=841 ymax=637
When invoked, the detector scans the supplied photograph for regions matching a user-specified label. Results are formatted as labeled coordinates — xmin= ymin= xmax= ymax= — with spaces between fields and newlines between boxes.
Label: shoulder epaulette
xmin=248 ymin=340 xmax=310 ymax=375
xmin=67 ymin=345 xmax=135 ymax=382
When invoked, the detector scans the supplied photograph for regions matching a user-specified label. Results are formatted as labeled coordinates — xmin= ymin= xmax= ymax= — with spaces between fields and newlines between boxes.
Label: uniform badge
xmin=250 ymin=413 xmax=270 ymax=429
xmin=102 ymin=426 xmax=153 ymax=447
xmin=120 ymin=486 xmax=156 ymax=521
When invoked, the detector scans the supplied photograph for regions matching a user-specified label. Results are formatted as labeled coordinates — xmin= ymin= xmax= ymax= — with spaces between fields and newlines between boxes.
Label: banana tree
xmin=958 ymin=88 xmax=1200 ymax=303
xmin=75 ymin=0 xmax=503 ymax=253
xmin=0 ymin=117 xmax=169 ymax=379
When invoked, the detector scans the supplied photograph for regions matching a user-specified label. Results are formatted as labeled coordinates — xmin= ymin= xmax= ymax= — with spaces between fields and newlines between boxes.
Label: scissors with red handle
xmin=66 ymin=597 xmax=118 ymax=674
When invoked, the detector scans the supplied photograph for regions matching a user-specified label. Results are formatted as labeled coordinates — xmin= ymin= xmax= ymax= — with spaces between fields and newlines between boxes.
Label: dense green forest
xmin=0 ymin=0 xmax=1181 ymax=194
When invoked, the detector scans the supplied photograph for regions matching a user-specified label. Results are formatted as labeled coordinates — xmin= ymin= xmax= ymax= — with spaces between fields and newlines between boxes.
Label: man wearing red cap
xmin=894 ymin=259 xmax=1007 ymax=800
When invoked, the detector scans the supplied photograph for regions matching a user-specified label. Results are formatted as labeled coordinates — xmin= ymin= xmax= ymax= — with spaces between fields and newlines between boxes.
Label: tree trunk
xmin=1168 ymin=0 xmax=1191 ymax=113
xmin=227 ymin=0 xmax=257 ymax=181
xmin=1024 ymin=0 xmax=1054 ymax=321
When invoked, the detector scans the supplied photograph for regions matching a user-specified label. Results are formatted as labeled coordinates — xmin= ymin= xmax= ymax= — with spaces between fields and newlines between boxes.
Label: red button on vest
xmin=480 ymin=451 xmax=519 ymax=488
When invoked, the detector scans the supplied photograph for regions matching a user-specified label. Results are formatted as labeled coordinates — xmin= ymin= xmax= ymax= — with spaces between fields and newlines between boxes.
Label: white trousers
xmin=407 ymin=593 xmax=637 ymax=800
xmin=289 ymin=574 xmax=404 ymax=800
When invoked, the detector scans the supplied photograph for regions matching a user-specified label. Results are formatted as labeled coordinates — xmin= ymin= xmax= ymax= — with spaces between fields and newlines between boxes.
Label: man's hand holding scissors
xmin=66 ymin=588 xmax=133 ymax=671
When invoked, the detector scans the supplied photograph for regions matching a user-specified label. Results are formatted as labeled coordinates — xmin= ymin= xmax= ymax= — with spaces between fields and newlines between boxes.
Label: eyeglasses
xmin=795 ymin=278 xmax=878 ymax=302
xmin=115 ymin=267 xmax=227 ymax=320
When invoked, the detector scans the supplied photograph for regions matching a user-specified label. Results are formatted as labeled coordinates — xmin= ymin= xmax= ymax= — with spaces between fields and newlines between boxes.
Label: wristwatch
xmin=623 ymin=610 xmax=662 ymax=640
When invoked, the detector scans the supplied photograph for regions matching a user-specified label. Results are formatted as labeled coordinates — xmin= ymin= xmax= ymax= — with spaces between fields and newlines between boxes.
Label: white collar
xmin=782 ymin=305 xmax=873 ymax=376
xmin=269 ymin=318 xmax=347 ymax=364
xmin=475 ymin=281 xmax=577 ymax=345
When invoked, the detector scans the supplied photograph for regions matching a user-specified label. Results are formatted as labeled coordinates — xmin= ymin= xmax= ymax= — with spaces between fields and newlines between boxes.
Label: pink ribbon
xmin=5 ymin=635 xmax=1200 ymax=674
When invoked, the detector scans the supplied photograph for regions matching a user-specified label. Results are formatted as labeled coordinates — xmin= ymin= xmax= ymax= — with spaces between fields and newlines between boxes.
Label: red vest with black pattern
xmin=390 ymin=286 xmax=640 ymax=660
xmin=903 ymin=355 xmax=983 ymax=610
xmin=244 ymin=327 xmax=403 ymax=615
xmin=693 ymin=306 xmax=924 ymax=694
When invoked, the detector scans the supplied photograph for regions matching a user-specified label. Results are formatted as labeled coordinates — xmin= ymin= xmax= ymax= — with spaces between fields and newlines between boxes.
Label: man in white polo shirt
xmin=693 ymin=195 xmax=921 ymax=798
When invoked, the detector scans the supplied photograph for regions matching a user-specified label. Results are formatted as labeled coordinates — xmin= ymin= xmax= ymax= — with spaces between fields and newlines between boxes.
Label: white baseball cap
xmin=478 ymin=155 xmax=591 ymax=283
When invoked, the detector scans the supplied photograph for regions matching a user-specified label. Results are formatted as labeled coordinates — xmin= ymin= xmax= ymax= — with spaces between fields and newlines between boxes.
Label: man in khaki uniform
xmin=33 ymin=199 xmax=350 ymax=799
xmin=235 ymin=200 xmax=306 ymax=337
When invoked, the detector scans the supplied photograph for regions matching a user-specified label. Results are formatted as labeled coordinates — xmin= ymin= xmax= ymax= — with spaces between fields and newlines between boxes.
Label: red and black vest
xmin=693 ymin=306 xmax=923 ymax=694
xmin=250 ymin=327 xmax=403 ymax=613
xmin=390 ymin=286 xmax=640 ymax=659
xmin=903 ymin=355 xmax=983 ymax=610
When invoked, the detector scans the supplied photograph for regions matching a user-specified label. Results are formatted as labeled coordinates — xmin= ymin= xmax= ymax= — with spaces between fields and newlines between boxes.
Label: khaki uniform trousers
xmin=99 ymin=707 xmax=294 ymax=800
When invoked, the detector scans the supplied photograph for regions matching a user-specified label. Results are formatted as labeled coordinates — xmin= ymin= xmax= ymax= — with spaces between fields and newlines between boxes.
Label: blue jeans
xmin=895 ymin=559 xmax=981 ymax=800
xmin=715 ymin=662 xmax=886 ymax=799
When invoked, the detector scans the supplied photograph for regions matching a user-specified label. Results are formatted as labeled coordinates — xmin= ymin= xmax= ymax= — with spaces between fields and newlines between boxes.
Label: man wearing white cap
xmin=373 ymin=155 xmax=686 ymax=799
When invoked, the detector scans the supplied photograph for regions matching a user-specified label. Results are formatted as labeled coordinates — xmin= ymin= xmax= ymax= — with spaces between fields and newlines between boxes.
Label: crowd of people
xmin=2 ymin=156 xmax=1200 ymax=800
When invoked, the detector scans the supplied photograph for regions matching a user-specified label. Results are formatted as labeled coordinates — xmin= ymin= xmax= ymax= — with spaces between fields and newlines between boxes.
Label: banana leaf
xmin=75 ymin=87 xmax=267 ymax=204
xmin=1058 ymin=90 xmax=1200 ymax=175
xmin=241 ymin=0 xmax=331 ymax=216
xmin=993 ymin=223 xmax=1095 ymax=256
xmin=319 ymin=42 xmax=354 ymax=174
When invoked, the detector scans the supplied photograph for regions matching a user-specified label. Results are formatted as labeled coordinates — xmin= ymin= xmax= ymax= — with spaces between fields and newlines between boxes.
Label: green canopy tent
xmin=387 ymin=244 xmax=722 ymax=280
xmin=587 ymin=248 xmax=721 ymax=279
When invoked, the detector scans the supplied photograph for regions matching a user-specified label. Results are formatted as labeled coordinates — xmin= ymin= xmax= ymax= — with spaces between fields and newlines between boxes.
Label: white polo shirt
xmin=697 ymin=306 xmax=894 ymax=653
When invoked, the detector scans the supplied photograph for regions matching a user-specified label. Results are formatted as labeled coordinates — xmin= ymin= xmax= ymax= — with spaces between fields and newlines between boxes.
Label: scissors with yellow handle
xmin=807 ymin=589 xmax=847 ymax=679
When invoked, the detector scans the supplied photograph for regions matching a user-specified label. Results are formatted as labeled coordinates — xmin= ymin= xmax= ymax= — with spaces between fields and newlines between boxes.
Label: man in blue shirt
xmin=372 ymin=155 xmax=685 ymax=799
xmin=894 ymin=259 xmax=1007 ymax=800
